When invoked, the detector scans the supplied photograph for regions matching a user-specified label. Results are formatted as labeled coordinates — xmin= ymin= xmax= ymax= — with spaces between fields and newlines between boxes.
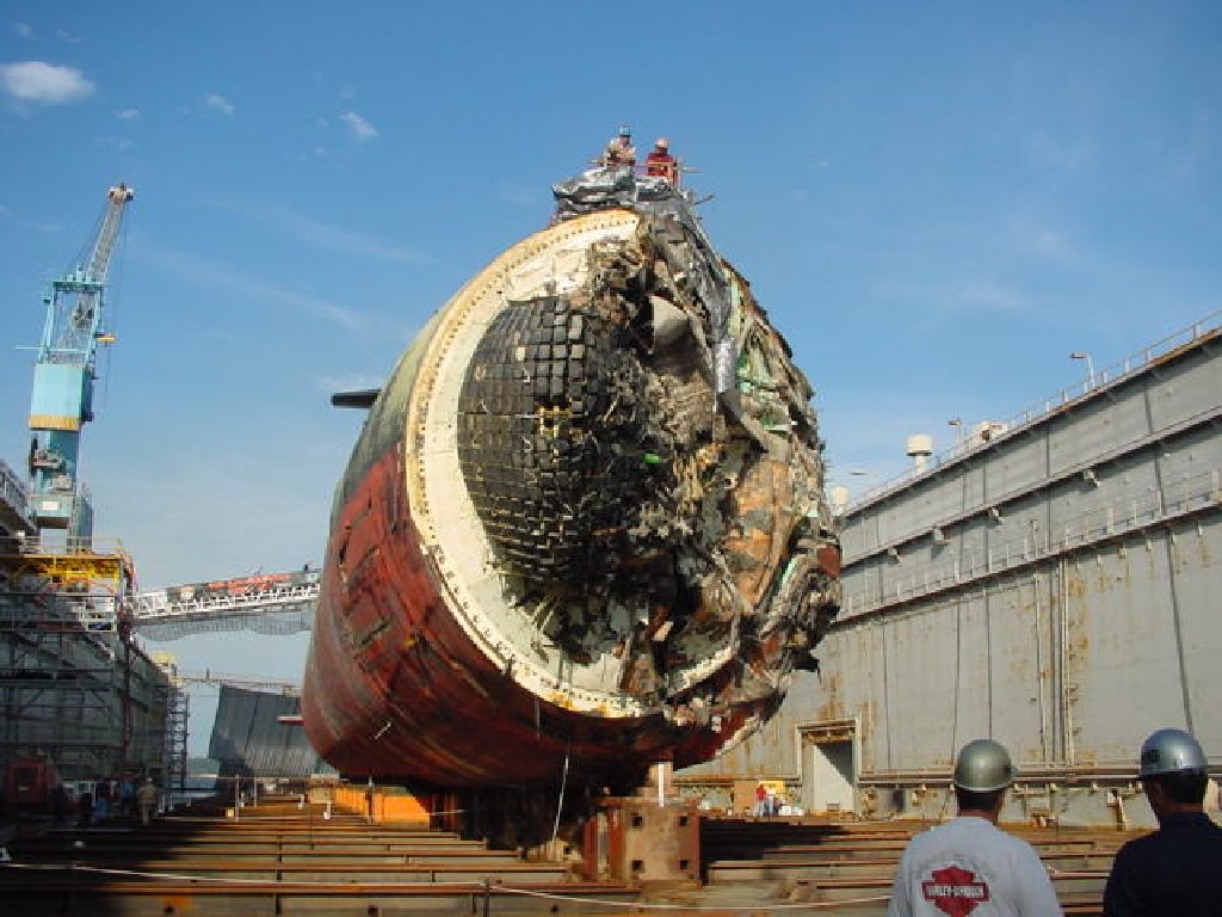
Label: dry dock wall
xmin=678 ymin=315 xmax=1221 ymax=829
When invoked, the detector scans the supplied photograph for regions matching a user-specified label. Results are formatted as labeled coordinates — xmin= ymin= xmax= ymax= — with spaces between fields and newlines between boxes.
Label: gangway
xmin=131 ymin=568 xmax=319 ymax=639
xmin=176 ymin=669 xmax=300 ymax=693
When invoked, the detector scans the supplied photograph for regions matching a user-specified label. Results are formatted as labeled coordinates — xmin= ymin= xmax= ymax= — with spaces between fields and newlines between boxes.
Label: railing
xmin=0 ymin=532 xmax=129 ymax=558
xmin=587 ymin=156 xmax=691 ymax=188
xmin=132 ymin=569 xmax=321 ymax=624
xmin=852 ymin=309 xmax=1222 ymax=508
xmin=0 ymin=590 xmax=122 ymax=635
xmin=841 ymin=465 xmax=1221 ymax=618
xmin=0 ymin=458 xmax=31 ymax=529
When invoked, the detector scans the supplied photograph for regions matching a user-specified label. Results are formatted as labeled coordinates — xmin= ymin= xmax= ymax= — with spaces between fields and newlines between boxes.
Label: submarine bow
xmin=301 ymin=175 xmax=841 ymax=789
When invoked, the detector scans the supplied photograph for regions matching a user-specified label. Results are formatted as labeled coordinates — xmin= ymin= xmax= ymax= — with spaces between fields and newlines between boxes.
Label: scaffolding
xmin=158 ymin=667 xmax=190 ymax=801
xmin=0 ymin=536 xmax=173 ymax=781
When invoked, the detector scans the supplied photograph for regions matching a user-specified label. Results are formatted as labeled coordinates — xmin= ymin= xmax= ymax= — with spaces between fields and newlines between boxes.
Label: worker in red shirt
xmin=645 ymin=138 xmax=678 ymax=183
xmin=753 ymin=781 xmax=768 ymax=817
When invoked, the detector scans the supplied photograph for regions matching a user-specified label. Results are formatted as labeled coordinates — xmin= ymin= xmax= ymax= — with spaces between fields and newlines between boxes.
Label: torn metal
xmin=303 ymin=169 xmax=840 ymax=790
xmin=458 ymin=170 xmax=841 ymax=753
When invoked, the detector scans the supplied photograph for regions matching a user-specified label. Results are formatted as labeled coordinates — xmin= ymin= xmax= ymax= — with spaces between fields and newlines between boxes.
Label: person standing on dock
xmin=887 ymin=739 xmax=1061 ymax=916
xmin=137 ymin=778 xmax=158 ymax=825
xmin=92 ymin=781 xmax=111 ymax=823
xmin=1104 ymin=728 xmax=1222 ymax=916
xmin=753 ymin=781 xmax=768 ymax=817
xmin=119 ymin=775 xmax=135 ymax=817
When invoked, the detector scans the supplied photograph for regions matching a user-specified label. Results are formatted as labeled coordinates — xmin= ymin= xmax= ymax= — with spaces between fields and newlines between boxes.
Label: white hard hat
xmin=655 ymin=137 xmax=669 ymax=149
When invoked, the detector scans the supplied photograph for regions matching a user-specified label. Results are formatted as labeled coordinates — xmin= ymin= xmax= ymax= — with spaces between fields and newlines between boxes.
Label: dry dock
xmin=0 ymin=791 xmax=1127 ymax=915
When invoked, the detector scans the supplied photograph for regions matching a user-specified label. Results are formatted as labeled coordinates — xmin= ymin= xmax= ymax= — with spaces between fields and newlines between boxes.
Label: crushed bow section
xmin=305 ymin=171 xmax=842 ymax=789
xmin=456 ymin=178 xmax=841 ymax=753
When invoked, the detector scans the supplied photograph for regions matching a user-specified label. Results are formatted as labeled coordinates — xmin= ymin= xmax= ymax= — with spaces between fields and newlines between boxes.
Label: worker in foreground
xmin=888 ymin=739 xmax=1061 ymax=916
xmin=1104 ymin=728 xmax=1222 ymax=915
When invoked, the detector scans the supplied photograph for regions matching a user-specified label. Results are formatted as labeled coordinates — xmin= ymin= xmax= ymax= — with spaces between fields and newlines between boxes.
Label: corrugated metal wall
xmin=209 ymin=684 xmax=335 ymax=778
xmin=678 ymin=317 xmax=1220 ymax=827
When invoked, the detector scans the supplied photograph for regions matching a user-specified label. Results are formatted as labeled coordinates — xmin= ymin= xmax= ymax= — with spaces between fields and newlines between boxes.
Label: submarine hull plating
xmin=302 ymin=200 xmax=840 ymax=789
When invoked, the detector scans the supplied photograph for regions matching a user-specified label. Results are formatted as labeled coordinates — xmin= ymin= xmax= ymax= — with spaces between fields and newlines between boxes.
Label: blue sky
xmin=2 ymin=2 xmax=1219 ymax=753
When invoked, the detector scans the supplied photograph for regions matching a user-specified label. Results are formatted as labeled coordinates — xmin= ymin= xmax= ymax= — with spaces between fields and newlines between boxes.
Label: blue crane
xmin=26 ymin=183 xmax=134 ymax=541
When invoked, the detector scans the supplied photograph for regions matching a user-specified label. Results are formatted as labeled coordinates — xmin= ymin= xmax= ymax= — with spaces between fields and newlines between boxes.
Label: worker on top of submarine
xmin=645 ymin=137 xmax=678 ymax=183
xmin=602 ymin=125 xmax=636 ymax=168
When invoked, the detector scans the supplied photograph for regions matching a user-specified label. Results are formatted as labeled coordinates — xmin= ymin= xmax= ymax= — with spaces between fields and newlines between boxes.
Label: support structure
xmin=0 ymin=536 xmax=172 ymax=782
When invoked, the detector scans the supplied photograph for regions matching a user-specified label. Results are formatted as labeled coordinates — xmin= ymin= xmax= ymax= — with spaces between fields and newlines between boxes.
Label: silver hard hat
xmin=1138 ymin=728 xmax=1207 ymax=778
xmin=953 ymin=739 xmax=1017 ymax=792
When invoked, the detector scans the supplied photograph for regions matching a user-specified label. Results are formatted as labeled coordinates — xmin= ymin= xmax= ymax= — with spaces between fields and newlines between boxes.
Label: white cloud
xmin=144 ymin=246 xmax=363 ymax=329
xmin=205 ymin=93 xmax=235 ymax=115
xmin=340 ymin=110 xmax=378 ymax=142
xmin=0 ymin=61 xmax=94 ymax=105
xmin=221 ymin=199 xmax=429 ymax=265
xmin=116 ymin=107 xmax=139 ymax=120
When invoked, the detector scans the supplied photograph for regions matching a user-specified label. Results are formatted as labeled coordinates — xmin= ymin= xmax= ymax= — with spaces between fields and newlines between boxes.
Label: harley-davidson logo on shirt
xmin=921 ymin=865 xmax=991 ymax=916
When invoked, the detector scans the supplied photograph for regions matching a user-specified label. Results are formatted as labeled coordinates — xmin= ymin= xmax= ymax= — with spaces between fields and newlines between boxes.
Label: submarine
xmin=300 ymin=165 xmax=841 ymax=792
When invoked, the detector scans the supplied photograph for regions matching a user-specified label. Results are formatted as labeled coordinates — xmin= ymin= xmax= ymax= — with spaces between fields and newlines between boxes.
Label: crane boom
xmin=86 ymin=184 xmax=134 ymax=283
xmin=27 ymin=183 xmax=135 ymax=539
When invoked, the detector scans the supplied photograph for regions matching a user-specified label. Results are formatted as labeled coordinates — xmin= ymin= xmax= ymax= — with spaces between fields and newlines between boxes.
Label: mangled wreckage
xmin=301 ymin=166 xmax=841 ymax=791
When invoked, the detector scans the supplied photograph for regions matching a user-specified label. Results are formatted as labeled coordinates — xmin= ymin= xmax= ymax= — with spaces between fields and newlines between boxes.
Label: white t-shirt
xmin=887 ymin=816 xmax=1062 ymax=917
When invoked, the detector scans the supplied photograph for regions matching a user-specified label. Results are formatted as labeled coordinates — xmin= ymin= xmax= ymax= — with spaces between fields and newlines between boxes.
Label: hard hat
xmin=655 ymin=137 xmax=669 ymax=149
xmin=953 ymin=739 xmax=1016 ymax=792
xmin=618 ymin=125 xmax=631 ymax=137
xmin=1138 ymin=728 xmax=1207 ymax=778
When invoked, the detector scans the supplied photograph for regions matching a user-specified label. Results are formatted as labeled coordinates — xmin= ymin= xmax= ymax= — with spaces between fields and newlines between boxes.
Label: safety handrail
xmin=0 ymin=458 xmax=31 ymax=526
xmin=852 ymin=309 xmax=1222 ymax=507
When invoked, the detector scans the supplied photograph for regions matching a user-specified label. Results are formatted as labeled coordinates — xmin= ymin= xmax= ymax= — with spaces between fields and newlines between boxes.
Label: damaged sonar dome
xmin=301 ymin=173 xmax=841 ymax=789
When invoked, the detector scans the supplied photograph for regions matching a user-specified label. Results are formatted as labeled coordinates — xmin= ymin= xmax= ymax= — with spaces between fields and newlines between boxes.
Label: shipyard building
xmin=0 ymin=527 xmax=179 ymax=789
xmin=679 ymin=312 xmax=1221 ymax=828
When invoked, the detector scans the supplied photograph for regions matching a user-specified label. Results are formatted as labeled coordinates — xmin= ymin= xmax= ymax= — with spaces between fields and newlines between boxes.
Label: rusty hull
xmin=302 ymin=204 xmax=840 ymax=789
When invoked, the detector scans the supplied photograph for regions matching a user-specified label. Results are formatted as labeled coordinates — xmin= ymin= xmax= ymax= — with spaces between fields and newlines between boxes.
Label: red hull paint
xmin=302 ymin=443 xmax=742 ymax=787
